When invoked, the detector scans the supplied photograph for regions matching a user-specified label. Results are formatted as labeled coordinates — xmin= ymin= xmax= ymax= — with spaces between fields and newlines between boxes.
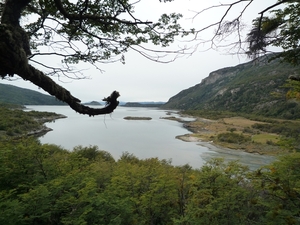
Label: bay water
xmin=27 ymin=105 xmax=275 ymax=170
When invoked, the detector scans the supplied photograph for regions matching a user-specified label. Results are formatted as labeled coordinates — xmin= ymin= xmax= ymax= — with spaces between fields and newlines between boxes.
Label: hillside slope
xmin=163 ymin=55 xmax=300 ymax=119
xmin=0 ymin=83 xmax=65 ymax=105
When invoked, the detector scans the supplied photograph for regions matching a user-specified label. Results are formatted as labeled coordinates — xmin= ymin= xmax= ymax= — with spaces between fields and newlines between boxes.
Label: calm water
xmin=27 ymin=106 xmax=275 ymax=170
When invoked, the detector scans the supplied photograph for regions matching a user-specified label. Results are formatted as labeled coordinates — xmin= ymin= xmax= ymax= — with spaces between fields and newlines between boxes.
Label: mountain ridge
xmin=162 ymin=54 xmax=300 ymax=119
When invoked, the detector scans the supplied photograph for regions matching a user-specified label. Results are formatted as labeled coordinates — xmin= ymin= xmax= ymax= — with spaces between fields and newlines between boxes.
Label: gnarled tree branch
xmin=0 ymin=0 xmax=119 ymax=116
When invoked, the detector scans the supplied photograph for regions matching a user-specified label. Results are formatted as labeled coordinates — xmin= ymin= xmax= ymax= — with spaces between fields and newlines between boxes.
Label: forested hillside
xmin=163 ymin=55 xmax=300 ymax=119
xmin=0 ymin=83 xmax=66 ymax=105
xmin=0 ymin=104 xmax=65 ymax=137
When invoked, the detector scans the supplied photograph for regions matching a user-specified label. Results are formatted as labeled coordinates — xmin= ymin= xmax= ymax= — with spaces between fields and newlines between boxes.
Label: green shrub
xmin=227 ymin=127 xmax=237 ymax=132
xmin=243 ymin=127 xmax=255 ymax=134
xmin=217 ymin=132 xmax=251 ymax=144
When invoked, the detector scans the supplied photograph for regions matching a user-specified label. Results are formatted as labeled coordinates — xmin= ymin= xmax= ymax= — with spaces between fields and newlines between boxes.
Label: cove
xmin=27 ymin=105 xmax=275 ymax=170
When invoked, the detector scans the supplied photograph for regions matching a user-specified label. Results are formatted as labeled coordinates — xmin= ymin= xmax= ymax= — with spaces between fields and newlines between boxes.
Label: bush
xmin=217 ymin=132 xmax=251 ymax=144
xmin=266 ymin=140 xmax=276 ymax=145
xmin=227 ymin=127 xmax=237 ymax=132
xmin=242 ymin=127 xmax=255 ymax=134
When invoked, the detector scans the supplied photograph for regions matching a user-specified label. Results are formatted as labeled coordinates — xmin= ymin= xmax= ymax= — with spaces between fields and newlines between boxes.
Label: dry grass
xmin=222 ymin=117 xmax=265 ymax=127
xmin=252 ymin=133 xmax=279 ymax=144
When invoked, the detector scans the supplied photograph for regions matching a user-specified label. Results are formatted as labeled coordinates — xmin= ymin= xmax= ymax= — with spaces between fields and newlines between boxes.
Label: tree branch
xmin=259 ymin=0 xmax=292 ymax=15
xmin=255 ymin=0 xmax=293 ymax=34
xmin=23 ymin=65 xmax=120 ymax=116
xmin=53 ymin=0 xmax=151 ymax=26
xmin=0 ymin=0 xmax=120 ymax=116
xmin=191 ymin=0 xmax=253 ymax=53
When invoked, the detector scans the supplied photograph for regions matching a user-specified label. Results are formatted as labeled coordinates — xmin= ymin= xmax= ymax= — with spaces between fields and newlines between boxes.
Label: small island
xmin=124 ymin=116 xmax=152 ymax=120
xmin=83 ymin=101 xmax=102 ymax=106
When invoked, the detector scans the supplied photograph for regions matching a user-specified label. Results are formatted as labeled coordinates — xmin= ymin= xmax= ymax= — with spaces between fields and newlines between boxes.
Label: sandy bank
xmin=176 ymin=134 xmax=276 ymax=170
xmin=172 ymin=114 xmax=285 ymax=156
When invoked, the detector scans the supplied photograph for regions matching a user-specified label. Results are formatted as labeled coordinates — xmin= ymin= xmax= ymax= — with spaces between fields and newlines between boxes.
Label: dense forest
xmin=0 ymin=104 xmax=65 ymax=138
xmin=0 ymin=104 xmax=299 ymax=224
xmin=0 ymin=140 xmax=299 ymax=225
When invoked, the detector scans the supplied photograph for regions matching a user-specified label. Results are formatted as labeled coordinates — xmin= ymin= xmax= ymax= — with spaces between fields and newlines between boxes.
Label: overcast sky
xmin=1 ymin=0 xmax=277 ymax=103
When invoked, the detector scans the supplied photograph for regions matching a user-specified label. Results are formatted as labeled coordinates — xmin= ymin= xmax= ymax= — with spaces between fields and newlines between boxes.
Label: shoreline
xmin=175 ymin=132 xmax=276 ymax=171
xmin=28 ymin=114 xmax=67 ymax=137
xmin=163 ymin=114 xmax=285 ymax=156
xmin=176 ymin=133 xmax=237 ymax=154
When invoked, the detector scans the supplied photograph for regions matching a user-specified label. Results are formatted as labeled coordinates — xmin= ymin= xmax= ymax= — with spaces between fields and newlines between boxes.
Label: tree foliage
xmin=0 ymin=136 xmax=299 ymax=224
xmin=0 ymin=104 xmax=63 ymax=138
xmin=246 ymin=0 xmax=300 ymax=64
xmin=192 ymin=1 xmax=300 ymax=62
xmin=0 ymin=0 xmax=186 ymax=116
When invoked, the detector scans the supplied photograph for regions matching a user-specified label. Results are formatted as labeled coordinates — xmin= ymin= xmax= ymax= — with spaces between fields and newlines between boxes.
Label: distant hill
xmin=123 ymin=102 xmax=166 ymax=107
xmin=83 ymin=101 xmax=102 ymax=106
xmin=0 ymin=83 xmax=66 ymax=105
xmin=162 ymin=54 xmax=300 ymax=119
